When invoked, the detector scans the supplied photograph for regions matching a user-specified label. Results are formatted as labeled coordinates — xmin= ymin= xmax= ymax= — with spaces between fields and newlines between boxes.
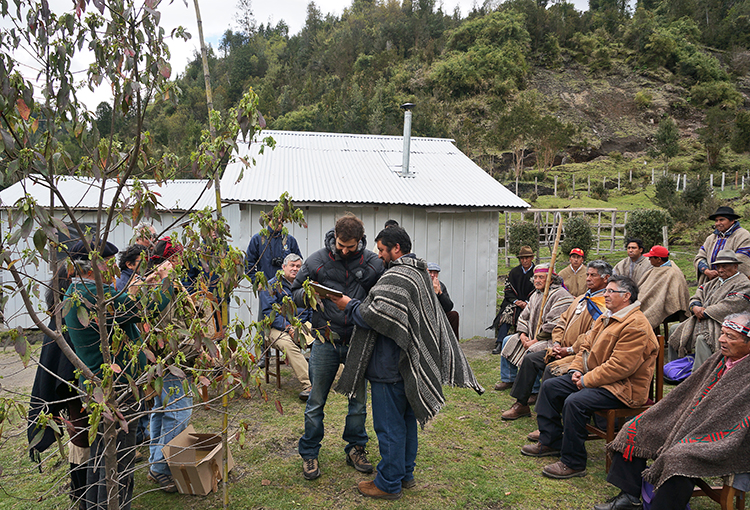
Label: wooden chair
xmin=586 ymin=334 xmax=665 ymax=472
xmin=692 ymin=479 xmax=746 ymax=510
xmin=264 ymin=336 xmax=282 ymax=389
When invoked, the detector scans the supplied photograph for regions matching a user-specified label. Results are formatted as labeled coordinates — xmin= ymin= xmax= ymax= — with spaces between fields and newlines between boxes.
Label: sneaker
xmin=302 ymin=458 xmax=320 ymax=480
xmin=358 ymin=480 xmax=402 ymax=500
xmin=501 ymin=402 xmax=531 ymax=420
xmin=346 ymin=445 xmax=374 ymax=473
xmin=147 ymin=469 xmax=178 ymax=493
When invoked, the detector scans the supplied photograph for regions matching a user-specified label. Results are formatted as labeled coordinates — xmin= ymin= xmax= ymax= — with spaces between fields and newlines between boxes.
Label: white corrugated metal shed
xmin=0 ymin=176 xmax=215 ymax=212
xmin=221 ymin=130 xmax=528 ymax=210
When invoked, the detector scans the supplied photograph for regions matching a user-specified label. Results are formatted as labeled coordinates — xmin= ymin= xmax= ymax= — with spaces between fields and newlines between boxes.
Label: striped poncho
xmin=336 ymin=256 xmax=484 ymax=426
xmin=608 ymin=351 xmax=750 ymax=489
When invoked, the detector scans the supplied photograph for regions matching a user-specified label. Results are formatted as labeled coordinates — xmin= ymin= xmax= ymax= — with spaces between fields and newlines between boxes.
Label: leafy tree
xmin=508 ymin=221 xmax=540 ymax=256
xmin=730 ymin=110 xmax=750 ymax=154
xmin=698 ymin=106 xmax=734 ymax=168
xmin=649 ymin=116 xmax=680 ymax=172
xmin=560 ymin=215 xmax=594 ymax=259
xmin=625 ymin=209 xmax=673 ymax=250
xmin=533 ymin=115 xmax=577 ymax=172
xmin=494 ymin=91 xmax=540 ymax=179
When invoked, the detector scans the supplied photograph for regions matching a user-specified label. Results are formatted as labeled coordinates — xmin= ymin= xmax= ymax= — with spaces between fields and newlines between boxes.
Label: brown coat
xmin=569 ymin=301 xmax=658 ymax=408
xmin=551 ymin=294 xmax=599 ymax=348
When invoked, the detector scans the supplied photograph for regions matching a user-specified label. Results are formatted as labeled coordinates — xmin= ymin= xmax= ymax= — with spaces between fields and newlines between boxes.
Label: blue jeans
xmin=371 ymin=381 xmax=418 ymax=494
xmin=500 ymin=335 xmax=541 ymax=392
xmin=149 ymin=374 xmax=193 ymax=476
xmin=298 ymin=339 xmax=368 ymax=459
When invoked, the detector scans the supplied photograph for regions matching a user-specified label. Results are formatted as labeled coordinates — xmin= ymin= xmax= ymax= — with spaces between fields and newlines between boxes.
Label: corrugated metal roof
xmin=221 ymin=130 xmax=529 ymax=210
xmin=0 ymin=176 xmax=215 ymax=212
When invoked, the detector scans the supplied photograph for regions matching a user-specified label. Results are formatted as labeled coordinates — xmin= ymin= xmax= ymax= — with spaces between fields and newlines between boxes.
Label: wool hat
xmin=569 ymin=248 xmax=584 ymax=257
xmin=149 ymin=237 xmax=184 ymax=264
xmin=427 ymin=262 xmax=441 ymax=272
xmin=708 ymin=206 xmax=740 ymax=221
xmin=643 ymin=245 xmax=669 ymax=258
xmin=518 ymin=246 xmax=534 ymax=258
xmin=713 ymin=249 xmax=741 ymax=265
xmin=69 ymin=239 xmax=119 ymax=260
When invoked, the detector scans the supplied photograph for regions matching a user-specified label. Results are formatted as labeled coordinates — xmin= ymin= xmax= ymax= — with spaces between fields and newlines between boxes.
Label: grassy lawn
xmin=0 ymin=339 xmax=722 ymax=510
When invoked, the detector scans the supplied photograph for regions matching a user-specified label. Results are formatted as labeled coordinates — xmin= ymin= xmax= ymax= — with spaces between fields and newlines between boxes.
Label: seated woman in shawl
xmin=594 ymin=311 xmax=750 ymax=510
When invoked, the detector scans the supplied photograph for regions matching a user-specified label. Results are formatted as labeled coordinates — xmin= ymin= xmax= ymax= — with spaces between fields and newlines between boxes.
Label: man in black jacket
xmin=293 ymin=214 xmax=384 ymax=481
xmin=428 ymin=262 xmax=460 ymax=339
xmin=491 ymin=246 xmax=536 ymax=354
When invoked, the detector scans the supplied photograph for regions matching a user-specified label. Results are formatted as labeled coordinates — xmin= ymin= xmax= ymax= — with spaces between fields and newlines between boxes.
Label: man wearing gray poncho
xmin=333 ymin=226 xmax=484 ymax=500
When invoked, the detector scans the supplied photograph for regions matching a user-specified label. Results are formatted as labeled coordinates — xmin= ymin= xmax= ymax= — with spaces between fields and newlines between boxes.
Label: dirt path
xmin=0 ymin=345 xmax=39 ymax=395
xmin=460 ymin=336 xmax=495 ymax=359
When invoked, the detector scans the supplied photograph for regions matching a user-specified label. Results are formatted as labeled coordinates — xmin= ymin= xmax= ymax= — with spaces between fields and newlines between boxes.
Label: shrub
xmin=560 ymin=216 xmax=594 ymax=259
xmin=508 ymin=221 xmax=540 ymax=256
xmin=591 ymin=181 xmax=609 ymax=201
xmin=653 ymin=175 xmax=677 ymax=208
xmin=625 ymin=209 xmax=673 ymax=249
xmin=634 ymin=90 xmax=653 ymax=109
xmin=682 ymin=177 xmax=709 ymax=208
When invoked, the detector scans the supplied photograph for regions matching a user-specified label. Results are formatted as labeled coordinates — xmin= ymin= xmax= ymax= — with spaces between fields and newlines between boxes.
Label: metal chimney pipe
xmin=401 ymin=103 xmax=415 ymax=176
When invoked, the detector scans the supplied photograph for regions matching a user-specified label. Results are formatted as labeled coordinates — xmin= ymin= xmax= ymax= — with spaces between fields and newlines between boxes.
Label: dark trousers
xmin=446 ymin=311 xmax=460 ymax=339
xmin=510 ymin=350 xmax=547 ymax=405
xmin=495 ymin=323 xmax=510 ymax=346
xmin=608 ymin=454 xmax=696 ymax=510
xmin=536 ymin=374 xmax=625 ymax=471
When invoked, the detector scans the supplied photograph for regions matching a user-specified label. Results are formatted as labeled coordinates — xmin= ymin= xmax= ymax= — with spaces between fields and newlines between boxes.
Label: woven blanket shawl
xmin=670 ymin=275 xmax=750 ymax=356
xmin=336 ymin=256 xmax=484 ymax=425
xmin=608 ymin=352 xmax=750 ymax=489
xmin=638 ymin=264 xmax=690 ymax=329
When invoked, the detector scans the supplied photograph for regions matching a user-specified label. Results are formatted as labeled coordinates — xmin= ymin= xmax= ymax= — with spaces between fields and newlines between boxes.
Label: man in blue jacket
xmin=259 ymin=253 xmax=314 ymax=401
xmin=245 ymin=217 xmax=302 ymax=283
xmin=292 ymin=214 xmax=384 ymax=481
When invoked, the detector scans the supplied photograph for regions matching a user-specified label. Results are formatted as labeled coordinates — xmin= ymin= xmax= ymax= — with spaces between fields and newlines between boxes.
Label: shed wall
xmin=227 ymin=203 xmax=499 ymax=339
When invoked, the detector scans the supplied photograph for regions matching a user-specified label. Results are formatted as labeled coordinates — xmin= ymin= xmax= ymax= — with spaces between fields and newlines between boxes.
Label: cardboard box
xmin=162 ymin=425 xmax=235 ymax=495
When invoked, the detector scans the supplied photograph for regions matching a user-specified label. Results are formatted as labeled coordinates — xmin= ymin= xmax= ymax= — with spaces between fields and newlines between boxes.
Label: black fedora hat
xmin=69 ymin=239 xmax=119 ymax=260
xmin=708 ymin=206 xmax=740 ymax=221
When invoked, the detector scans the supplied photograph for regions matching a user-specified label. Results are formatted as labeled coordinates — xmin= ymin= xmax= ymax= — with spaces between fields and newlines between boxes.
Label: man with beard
xmin=292 ymin=214 xmax=384 ymax=481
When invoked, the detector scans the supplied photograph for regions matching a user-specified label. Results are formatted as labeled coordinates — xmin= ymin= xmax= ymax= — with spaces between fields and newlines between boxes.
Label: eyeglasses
xmin=603 ymin=288 xmax=628 ymax=294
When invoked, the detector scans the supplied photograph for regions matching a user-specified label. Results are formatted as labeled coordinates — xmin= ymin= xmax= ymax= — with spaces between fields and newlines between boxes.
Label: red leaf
xmin=16 ymin=99 xmax=30 ymax=120
xmin=274 ymin=399 xmax=283 ymax=415
xmin=111 ymin=363 xmax=122 ymax=374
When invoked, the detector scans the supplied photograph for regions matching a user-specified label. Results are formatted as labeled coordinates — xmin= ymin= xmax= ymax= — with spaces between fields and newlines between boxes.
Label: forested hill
xmin=120 ymin=0 xmax=750 ymax=175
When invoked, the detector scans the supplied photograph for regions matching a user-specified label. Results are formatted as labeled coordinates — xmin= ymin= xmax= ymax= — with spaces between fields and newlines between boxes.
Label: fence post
xmin=662 ymin=226 xmax=669 ymax=249
xmin=651 ymin=168 xmax=654 ymax=185
xmin=722 ymin=173 xmax=725 ymax=191
xmin=683 ymin=174 xmax=687 ymax=190
xmin=617 ymin=172 xmax=621 ymax=190
xmin=588 ymin=175 xmax=591 ymax=196
xmin=572 ymin=175 xmax=575 ymax=195
xmin=743 ymin=175 xmax=745 ymax=191
xmin=675 ymin=173 xmax=680 ymax=192
xmin=710 ymin=174 xmax=714 ymax=189
xmin=535 ymin=176 xmax=538 ymax=195
xmin=554 ymin=176 xmax=558 ymax=198
xmin=629 ymin=169 xmax=632 ymax=182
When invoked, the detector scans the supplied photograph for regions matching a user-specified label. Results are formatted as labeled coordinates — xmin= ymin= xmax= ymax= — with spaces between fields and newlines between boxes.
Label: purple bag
xmin=663 ymin=355 xmax=694 ymax=385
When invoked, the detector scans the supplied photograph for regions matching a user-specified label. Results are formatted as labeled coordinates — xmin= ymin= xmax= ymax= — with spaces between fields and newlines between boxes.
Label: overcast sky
xmin=8 ymin=0 xmax=590 ymax=110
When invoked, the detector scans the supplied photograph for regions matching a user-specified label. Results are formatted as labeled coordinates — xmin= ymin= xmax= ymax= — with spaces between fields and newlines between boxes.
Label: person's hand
xmin=515 ymin=300 xmax=527 ymax=309
xmin=703 ymin=269 xmax=719 ymax=280
xmin=692 ymin=305 xmax=706 ymax=320
xmin=329 ymin=294 xmax=351 ymax=311
xmin=551 ymin=345 xmax=567 ymax=359
xmin=571 ymin=371 xmax=584 ymax=390
xmin=521 ymin=334 xmax=536 ymax=349
xmin=431 ymin=275 xmax=441 ymax=295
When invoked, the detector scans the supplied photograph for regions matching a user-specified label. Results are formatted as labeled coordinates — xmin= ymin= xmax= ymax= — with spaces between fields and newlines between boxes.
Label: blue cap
xmin=427 ymin=262 xmax=441 ymax=272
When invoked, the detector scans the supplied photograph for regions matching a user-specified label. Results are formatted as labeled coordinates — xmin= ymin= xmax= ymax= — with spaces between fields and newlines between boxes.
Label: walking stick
xmin=534 ymin=213 xmax=564 ymax=339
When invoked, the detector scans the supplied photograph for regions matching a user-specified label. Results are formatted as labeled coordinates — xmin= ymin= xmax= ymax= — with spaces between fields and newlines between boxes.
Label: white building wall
xmin=225 ymin=203 xmax=499 ymax=339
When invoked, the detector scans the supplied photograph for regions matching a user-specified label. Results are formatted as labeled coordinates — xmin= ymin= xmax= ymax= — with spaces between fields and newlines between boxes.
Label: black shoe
xmin=303 ymin=458 xmax=320 ymax=480
xmin=593 ymin=491 xmax=643 ymax=510
xmin=346 ymin=445 xmax=374 ymax=473
xmin=491 ymin=344 xmax=503 ymax=355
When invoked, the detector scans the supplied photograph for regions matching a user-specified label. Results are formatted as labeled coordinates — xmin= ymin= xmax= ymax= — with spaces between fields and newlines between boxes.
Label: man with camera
xmin=245 ymin=217 xmax=303 ymax=283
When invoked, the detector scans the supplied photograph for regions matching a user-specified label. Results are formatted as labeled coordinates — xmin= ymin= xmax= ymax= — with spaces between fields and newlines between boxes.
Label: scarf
xmin=583 ymin=293 xmax=607 ymax=321
xmin=336 ymin=256 xmax=484 ymax=425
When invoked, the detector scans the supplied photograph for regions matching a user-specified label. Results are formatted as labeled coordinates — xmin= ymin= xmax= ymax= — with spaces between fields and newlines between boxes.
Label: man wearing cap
xmin=495 ymin=264 xmax=574 ymax=391
xmin=491 ymin=246 xmax=536 ymax=354
xmin=593 ymin=311 xmax=750 ymax=510
xmin=427 ymin=262 xmax=460 ymax=339
xmin=637 ymin=245 xmax=690 ymax=330
xmin=695 ymin=206 xmax=750 ymax=285
xmin=670 ymin=249 xmax=750 ymax=371
xmin=558 ymin=248 xmax=587 ymax=297
xmin=613 ymin=238 xmax=653 ymax=287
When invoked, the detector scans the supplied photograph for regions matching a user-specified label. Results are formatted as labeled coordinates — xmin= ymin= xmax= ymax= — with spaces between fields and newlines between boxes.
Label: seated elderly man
xmin=558 ymin=248 xmax=587 ymax=297
xmin=501 ymin=260 xmax=610 ymax=421
xmin=491 ymin=246 xmax=536 ymax=354
xmin=637 ymin=245 xmax=690 ymax=330
xmin=594 ymin=311 xmax=750 ymax=510
xmin=259 ymin=253 xmax=314 ymax=401
xmin=495 ymin=264 xmax=574 ymax=391
xmin=427 ymin=262 xmax=460 ymax=339
xmin=521 ymin=275 xmax=658 ymax=480
xmin=670 ymin=249 xmax=750 ymax=370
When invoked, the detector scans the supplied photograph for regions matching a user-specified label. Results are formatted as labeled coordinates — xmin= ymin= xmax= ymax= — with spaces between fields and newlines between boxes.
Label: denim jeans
xmin=298 ymin=339 xmax=368 ymax=459
xmin=149 ymin=374 xmax=193 ymax=476
xmin=370 ymin=381 xmax=418 ymax=494
xmin=500 ymin=335 xmax=541 ymax=392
